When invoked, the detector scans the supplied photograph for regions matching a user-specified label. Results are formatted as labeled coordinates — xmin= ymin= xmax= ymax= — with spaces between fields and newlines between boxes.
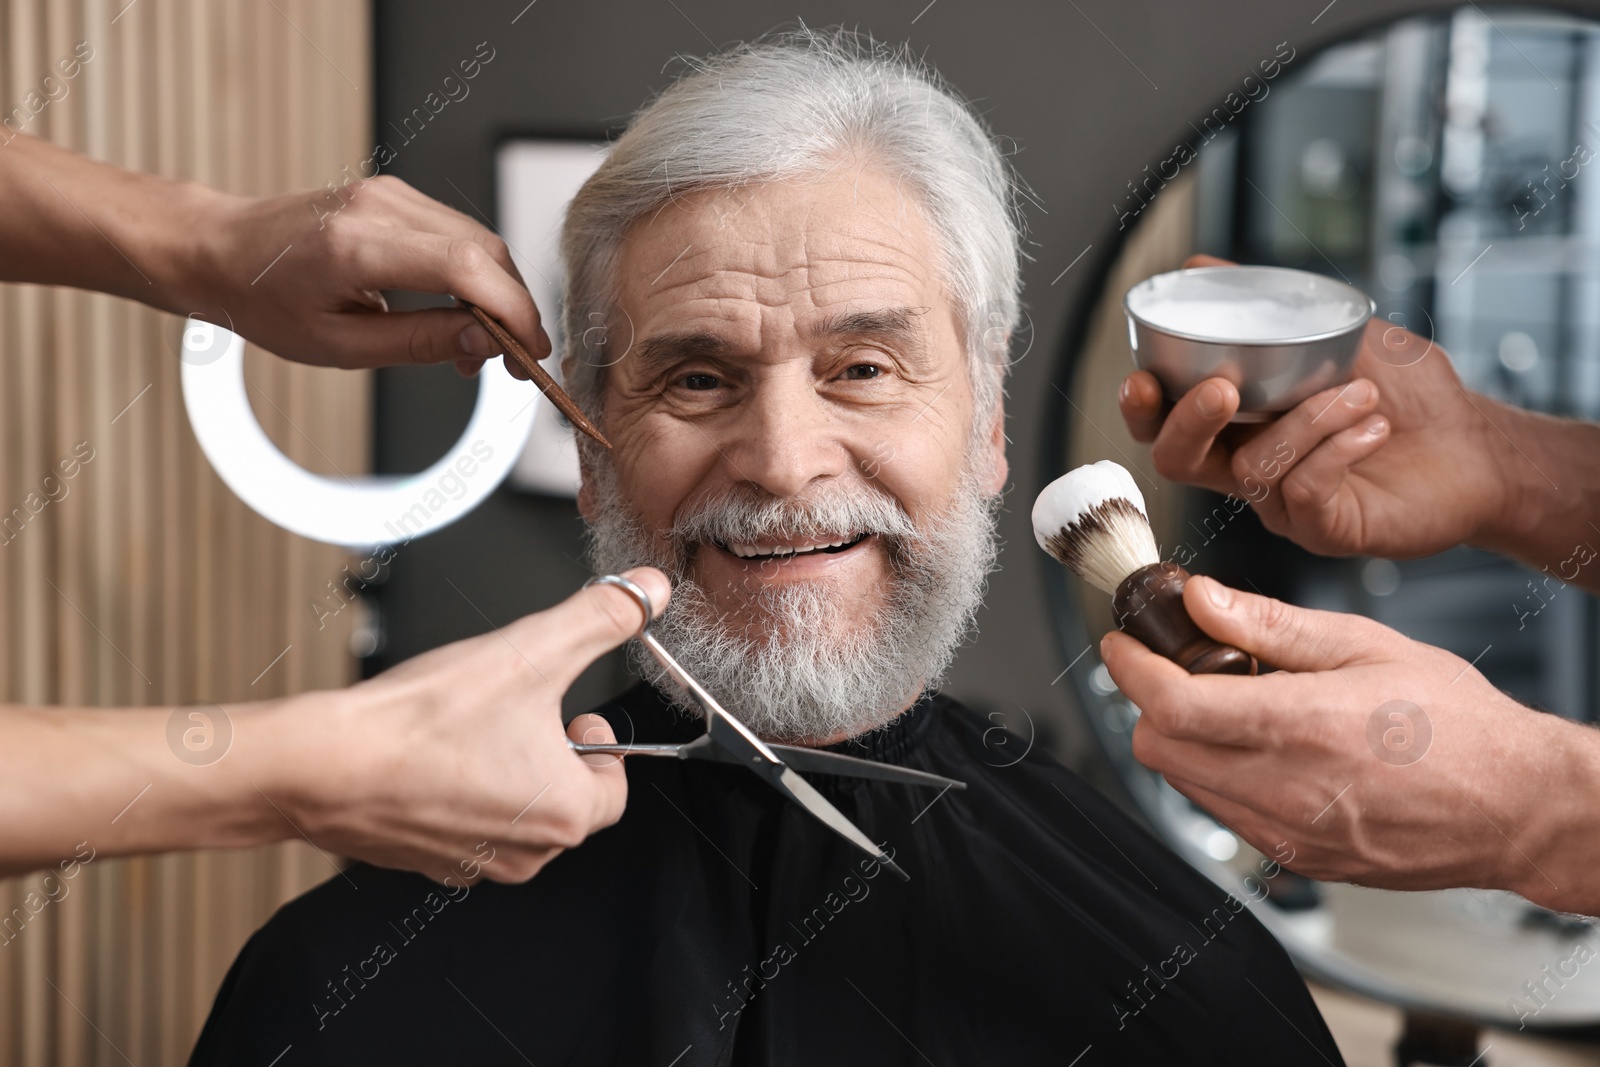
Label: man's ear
xmin=980 ymin=397 xmax=1008 ymax=495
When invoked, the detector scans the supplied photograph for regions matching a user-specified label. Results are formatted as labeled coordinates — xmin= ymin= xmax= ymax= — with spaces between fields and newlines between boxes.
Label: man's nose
xmin=719 ymin=376 xmax=851 ymax=498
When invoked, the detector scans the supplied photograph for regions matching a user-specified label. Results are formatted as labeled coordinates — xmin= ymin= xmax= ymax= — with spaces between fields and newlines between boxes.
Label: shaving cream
xmin=1126 ymin=267 xmax=1369 ymax=343
xmin=1032 ymin=460 xmax=1146 ymax=550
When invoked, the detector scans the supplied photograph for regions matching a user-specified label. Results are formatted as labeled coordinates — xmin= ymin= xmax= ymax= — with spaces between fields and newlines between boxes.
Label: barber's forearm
xmin=1471 ymin=398 xmax=1600 ymax=592
xmin=0 ymin=133 xmax=224 ymax=311
xmin=0 ymin=698 xmax=313 ymax=878
xmin=1506 ymin=714 xmax=1600 ymax=916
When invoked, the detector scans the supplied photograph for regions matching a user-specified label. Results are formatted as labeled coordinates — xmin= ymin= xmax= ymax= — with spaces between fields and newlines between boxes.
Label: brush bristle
xmin=1033 ymin=461 xmax=1160 ymax=593
xmin=1039 ymin=499 xmax=1160 ymax=595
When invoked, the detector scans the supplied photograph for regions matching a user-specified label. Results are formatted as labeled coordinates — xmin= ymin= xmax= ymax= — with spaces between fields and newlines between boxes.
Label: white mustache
xmin=668 ymin=483 xmax=918 ymax=557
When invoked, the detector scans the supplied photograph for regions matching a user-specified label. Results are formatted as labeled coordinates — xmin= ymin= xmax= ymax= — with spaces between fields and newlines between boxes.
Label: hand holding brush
xmin=1033 ymin=461 xmax=1256 ymax=676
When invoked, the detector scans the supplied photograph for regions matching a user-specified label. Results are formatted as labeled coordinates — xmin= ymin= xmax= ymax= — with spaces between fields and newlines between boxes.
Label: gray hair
xmin=558 ymin=27 xmax=1024 ymax=459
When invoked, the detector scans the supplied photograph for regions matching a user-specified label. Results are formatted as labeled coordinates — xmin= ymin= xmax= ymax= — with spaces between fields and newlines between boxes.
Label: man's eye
xmin=842 ymin=364 xmax=882 ymax=381
xmin=681 ymin=373 xmax=720 ymax=391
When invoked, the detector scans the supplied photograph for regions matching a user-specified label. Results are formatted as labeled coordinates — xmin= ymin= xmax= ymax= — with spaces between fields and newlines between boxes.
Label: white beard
xmin=584 ymin=457 xmax=1000 ymax=744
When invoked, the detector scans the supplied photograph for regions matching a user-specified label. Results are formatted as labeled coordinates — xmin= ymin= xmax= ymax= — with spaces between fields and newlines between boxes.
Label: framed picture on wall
xmin=494 ymin=136 xmax=610 ymax=498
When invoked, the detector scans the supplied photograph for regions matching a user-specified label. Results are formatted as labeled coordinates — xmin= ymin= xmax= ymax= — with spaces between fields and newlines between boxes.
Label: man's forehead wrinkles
xmin=614 ymin=165 xmax=955 ymax=381
xmin=647 ymin=228 xmax=923 ymax=273
xmin=636 ymin=208 xmax=918 ymax=255
xmin=640 ymin=248 xmax=929 ymax=290
xmin=636 ymin=235 xmax=921 ymax=279
xmin=633 ymin=260 xmax=929 ymax=317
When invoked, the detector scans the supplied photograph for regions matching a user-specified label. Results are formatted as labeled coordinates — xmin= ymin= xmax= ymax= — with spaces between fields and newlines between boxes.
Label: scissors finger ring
xmin=583 ymin=573 xmax=655 ymax=635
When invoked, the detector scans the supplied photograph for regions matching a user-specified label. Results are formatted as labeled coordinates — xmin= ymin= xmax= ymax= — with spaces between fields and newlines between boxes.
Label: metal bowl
xmin=1124 ymin=266 xmax=1374 ymax=423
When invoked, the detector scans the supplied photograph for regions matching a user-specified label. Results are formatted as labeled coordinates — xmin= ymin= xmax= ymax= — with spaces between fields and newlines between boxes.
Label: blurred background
xmin=2 ymin=0 xmax=1599 ymax=1063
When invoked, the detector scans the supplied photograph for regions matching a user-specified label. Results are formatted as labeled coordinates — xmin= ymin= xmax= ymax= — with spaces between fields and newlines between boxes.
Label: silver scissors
xmin=570 ymin=574 xmax=966 ymax=881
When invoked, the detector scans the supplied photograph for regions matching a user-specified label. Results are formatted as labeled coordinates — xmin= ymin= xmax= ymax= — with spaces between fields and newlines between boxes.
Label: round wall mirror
xmin=1047 ymin=3 xmax=1600 ymax=1033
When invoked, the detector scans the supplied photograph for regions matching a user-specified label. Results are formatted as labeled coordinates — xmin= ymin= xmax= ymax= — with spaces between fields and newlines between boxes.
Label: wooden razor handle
xmin=1112 ymin=562 xmax=1257 ymax=676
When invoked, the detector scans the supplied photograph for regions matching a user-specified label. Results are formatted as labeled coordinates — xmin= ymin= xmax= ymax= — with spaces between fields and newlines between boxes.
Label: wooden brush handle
xmin=463 ymin=303 xmax=612 ymax=450
xmin=1112 ymin=562 xmax=1256 ymax=676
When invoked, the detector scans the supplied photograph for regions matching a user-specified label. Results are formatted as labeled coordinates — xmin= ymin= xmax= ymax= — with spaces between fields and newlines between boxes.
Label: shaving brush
xmin=1033 ymin=461 xmax=1256 ymax=676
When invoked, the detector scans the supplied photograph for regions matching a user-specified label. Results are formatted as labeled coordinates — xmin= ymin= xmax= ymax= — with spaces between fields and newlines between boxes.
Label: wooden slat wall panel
xmin=0 ymin=2 xmax=372 ymax=1063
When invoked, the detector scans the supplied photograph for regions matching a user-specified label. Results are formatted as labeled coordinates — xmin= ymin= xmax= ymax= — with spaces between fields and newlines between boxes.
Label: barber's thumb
xmin=1182 ymin=575 xmax=1380 ymax=672
xmin=537 ymin=568 xmax=672 ymax=682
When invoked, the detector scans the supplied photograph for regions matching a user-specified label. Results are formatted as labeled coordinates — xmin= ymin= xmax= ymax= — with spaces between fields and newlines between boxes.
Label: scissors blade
xmin=574 ymin=730 xmax=909 ymax=877
xmin=626 ymin=612 xmax=907 ymax=879
xmin=687 ymin=700 xmax=909 ymax=879
xmin=572 ymin=738 xmax=963 ymax=789
xmin=569 ymin=742 xmax=689 ymax=758
xmin=771 ymin=767 xmax=908 ymax=881
xmin=767 ymin=745 xmax=966 ymax=791
xmin=640 ymin=631 xmax=786 ymax=767
xmin=571 ymin=735 xmax=719 ymax=760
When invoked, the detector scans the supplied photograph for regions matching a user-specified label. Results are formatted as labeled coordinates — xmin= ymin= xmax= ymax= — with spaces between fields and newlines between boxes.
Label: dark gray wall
xmin=367 ymin=0 xmax=1597 ymax=765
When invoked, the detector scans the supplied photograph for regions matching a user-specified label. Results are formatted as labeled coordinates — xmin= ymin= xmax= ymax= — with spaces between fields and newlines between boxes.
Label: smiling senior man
xmin=190 ymin=31 xmax=1341 ymax=1066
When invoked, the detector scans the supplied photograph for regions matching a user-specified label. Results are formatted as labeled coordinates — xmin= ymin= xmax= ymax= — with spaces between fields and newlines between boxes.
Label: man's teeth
xmin=725 ymin=536 xmax=860 ymax=559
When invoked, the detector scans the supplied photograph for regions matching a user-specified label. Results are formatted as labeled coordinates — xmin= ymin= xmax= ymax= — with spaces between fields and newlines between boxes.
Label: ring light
xmin=181 ymin=323 xmax=536 ymax=550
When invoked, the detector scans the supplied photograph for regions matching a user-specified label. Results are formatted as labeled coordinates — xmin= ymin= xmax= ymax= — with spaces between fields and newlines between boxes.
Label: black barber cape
xmin=190 ymin=682 xmax=1342 ymax=1066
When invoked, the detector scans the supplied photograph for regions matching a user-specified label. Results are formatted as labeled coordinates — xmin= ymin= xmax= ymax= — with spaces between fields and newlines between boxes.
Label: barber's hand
xmin=1119 ymin=254 xmax=1513 ymax=560
xmin=1102 ymin=576 xmax=1597 ymax=912
xmin=189 ymin=174 xmax=547 ymax=376
xmin=281 ymin=568 xmax=667 ymax=885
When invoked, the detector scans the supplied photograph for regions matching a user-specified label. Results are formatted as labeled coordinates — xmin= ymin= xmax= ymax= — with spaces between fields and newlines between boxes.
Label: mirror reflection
xmin=1058 ymin=2 xmax=1600 ymax=1031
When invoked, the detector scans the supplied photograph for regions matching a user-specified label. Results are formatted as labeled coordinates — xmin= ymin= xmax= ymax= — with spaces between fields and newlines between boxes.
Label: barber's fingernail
xmin=1119 ymin=377 xmax=1133 ymax=403
xmin=1363 ymin=416 xmax=1388 ymax=439
xmin=1194 ymin=381 xmax=1227 ymax=419
xmin=1099 ymin=632 xmax=1113 ymax=657
xmin=1201 ymin=576 xmax=1233 ymax=609
xmin=459 ymin=323 xmax=497 ymax=359
xmin=1342 ymin=379 xmax=1374 ymax=406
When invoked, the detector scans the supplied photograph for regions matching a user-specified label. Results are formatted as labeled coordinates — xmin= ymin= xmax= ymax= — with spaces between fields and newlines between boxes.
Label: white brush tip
xmin=1032 ymin=460 xmax=1148 ymax=552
